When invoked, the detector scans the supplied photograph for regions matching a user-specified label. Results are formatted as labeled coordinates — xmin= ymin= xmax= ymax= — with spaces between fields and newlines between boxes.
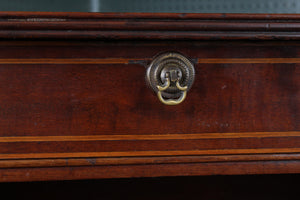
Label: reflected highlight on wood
xmin=0 ymin=131 xmax=299 ymax=142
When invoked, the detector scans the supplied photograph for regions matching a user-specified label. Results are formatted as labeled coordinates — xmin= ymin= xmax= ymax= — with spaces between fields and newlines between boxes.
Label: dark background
xmin=1 ymin=174 xmax=299 ymax=200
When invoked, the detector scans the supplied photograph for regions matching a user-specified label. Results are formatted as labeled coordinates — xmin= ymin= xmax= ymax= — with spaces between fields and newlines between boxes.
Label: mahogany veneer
xmin=0 ymin=12 xmax=299 ymax=182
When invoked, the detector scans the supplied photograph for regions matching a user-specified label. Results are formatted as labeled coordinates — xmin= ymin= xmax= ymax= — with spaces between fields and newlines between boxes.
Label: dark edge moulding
xmin=1 ymin=12 xmax=300 ymax=40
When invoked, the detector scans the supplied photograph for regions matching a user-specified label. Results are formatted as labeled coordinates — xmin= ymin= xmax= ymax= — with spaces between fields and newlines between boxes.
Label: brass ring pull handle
xmin=157 ymin=78 xmax=187 ymax=105
xmin=146 ymin=52 xmax=195 ymax=105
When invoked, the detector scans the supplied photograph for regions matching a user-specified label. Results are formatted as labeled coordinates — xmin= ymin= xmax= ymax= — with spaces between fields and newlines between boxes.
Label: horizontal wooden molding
xmin=2 ymin=12 xmax=300 ymax=20
xmin=1 ymin=154 xmax=300 ymax=169
xmin=0 ymin=58 xmax=300 ymax=64
xmin=0 ymin=131 xmax=299 ymax=143
xmin=1 ymin=12 xmax=300 ymax=40
xmin=0 ymin=31 xmax=299 ymax=40
xmin=2 ymin=21 xmax=300 ymax=31
xmin=2 ymin=160 xmax=300 ymax=182
xmin=1 ymin=148 xmax=300 ymax=160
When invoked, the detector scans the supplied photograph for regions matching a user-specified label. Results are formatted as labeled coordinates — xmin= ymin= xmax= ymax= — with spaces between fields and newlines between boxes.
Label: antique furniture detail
xmin=0 ymin=12 xmax=299 ymax=182
xmin=146 ymin=52 xmax=195 ymax=105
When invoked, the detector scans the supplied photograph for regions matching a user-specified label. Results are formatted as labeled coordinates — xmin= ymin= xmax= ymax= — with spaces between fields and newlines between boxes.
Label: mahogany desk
xmin=0 ymin=13 xmax=299 ymax=185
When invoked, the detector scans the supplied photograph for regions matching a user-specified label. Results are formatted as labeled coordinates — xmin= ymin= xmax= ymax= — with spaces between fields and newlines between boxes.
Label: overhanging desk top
xmin=1 ymin=12 xmax=300 ymax=40
xmin=0 ymin=12 xmax=299 ymax=182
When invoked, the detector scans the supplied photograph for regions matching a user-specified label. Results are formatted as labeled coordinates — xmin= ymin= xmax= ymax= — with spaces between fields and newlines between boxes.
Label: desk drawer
xmin=0 ymin=40 xmax=299 ymax=181
xmin=0 ymin=13 xmax=300 ymax=182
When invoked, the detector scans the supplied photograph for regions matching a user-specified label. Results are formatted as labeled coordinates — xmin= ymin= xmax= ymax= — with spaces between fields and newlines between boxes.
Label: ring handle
xmin=146 ymin=52 xmax=195 ymax=105
xmin=157 ymin=78 xmax=188 ymax=105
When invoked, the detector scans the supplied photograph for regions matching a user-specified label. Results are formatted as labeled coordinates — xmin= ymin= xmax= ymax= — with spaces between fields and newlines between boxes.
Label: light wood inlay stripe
xmin=0 ymin=58 xmax=299 ymax=64
xmin=0 ymin=131 xmax=299 ymax=142
xmin=197 ymin=58 xmax=300 ymax=63
xmin=1 ymin=148 xmax=300 ymax=160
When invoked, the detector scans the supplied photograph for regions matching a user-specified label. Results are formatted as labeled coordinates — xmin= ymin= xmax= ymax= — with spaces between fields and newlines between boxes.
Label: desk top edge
xmin=1 ymin=12 xmax=300 ymax=40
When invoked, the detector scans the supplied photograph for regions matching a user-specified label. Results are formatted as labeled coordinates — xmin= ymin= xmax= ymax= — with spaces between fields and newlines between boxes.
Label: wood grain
xmin=0 ymin=58 xmax=300 ymax=64
xmin=0 ymin=58 xmax=145 ymax=64
xmin=0 ymin=41 xmax=298 ymax=170
xmin=1 ymin=161 xmax=300 ymax=182
xmin=2 ymin=12 xmax=300 ymax=20
xmin=2 ymin=21 xmax=300 ymax=31
xmin=0 ymin=12 xmax=299 ymax=181
xmin=0 ymin=62 xmax=297 ymax=136
xmin=1 ymin=154 xmax=300 ymax=169
xmin=1 ymin=31 xmax=300 ymax=40
xmin=0 ymin=131 xmax=298 ymax=142
xmin=1 ymin=148 xmax=300 ymax=160
xmin=197 ymin=58 xmax=300 ymax=63
xmin=0 ymin=40 xmax=299 ymax=59
xmin=1 ymin=12 xmax=300 ymax=40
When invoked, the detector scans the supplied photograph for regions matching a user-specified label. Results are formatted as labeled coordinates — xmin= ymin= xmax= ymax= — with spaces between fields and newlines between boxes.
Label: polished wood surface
xmin=0 ymin=40 xmax=298 ymax=181
xmin=1 ymin=57 xmax=300 ymax=64
xmin=2 ymin=161 xmax=300 ymax=182
xmin=2 ymin=154 xmax=300 ymax=168
xmin=1 ymin=12 xmax=300 ymax=39
xmin=0 ymin=13 xmax=299 ymax=182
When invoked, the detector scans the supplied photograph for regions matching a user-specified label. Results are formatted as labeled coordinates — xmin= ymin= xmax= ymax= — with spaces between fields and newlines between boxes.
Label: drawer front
xmin=0 ymin=40 xmax=299 ymax=181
